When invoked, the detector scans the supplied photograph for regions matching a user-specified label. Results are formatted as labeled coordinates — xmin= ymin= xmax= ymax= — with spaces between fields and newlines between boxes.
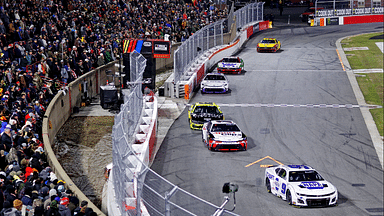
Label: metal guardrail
xmin=111 ymin=51 xmax=241 ymax=215
xmin=112 ymin=51 xmax=146 ymax=216
xmin=174 ymin=2 xmax=264 ymax=84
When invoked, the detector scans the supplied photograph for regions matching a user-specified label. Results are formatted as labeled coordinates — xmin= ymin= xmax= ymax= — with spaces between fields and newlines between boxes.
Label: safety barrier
xmin=180 ymin=19 xmax=270 ymax=100
xmin=42 ymin=61 xmax=117 ymax=216
xmin=312 ymin=13 xmax=384 ymax=26
xmin=171 ymin=2 xmax=265 ymax=99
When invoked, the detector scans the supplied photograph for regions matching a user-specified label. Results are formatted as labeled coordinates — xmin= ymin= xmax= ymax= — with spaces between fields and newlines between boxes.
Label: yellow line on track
xmin=336 ymin=49 xmax=346 ymax=71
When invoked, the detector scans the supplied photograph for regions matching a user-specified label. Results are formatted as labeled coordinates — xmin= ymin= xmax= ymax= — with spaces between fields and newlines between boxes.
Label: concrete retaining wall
xmin=42 ymin=62 xmax=117 ymax=216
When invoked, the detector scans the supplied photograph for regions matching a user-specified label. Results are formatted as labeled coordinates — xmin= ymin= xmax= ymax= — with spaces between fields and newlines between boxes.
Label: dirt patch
xmin=51 ymin=70 xmax=174 ymax=209
xmin=53 ymin=116 xmax=114 ymax=208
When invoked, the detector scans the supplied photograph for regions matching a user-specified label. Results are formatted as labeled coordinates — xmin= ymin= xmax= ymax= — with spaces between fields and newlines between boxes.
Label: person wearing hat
xmin=58 ymin=197 xmax=71 ymax=216
xmin=44 ymin=188 xmax=57 ymax=211
xmin=1 ymin=126 xmax=13 ymax=153
xmin=13 ymin=199 xmax=23 ymax=211
xmin=73 ymin=200 xmax=88 ymax=216
xmin=64 ymin=189 xmax=79 ymax=213
xmin=0 ymin=200 xmax=20 ymax=216
xmin=46 ymin=200 xmax=60 ymax=216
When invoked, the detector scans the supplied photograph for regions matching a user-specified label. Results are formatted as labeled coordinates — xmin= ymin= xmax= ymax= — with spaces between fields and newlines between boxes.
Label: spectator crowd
xmin=0 ymin=0 xmax=229 ymax=215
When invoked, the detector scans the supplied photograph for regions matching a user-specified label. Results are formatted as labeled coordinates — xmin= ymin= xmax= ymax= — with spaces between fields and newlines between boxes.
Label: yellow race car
xmin=188 ymin=102 xmax=224 ymax=130
xmin=257 ymin=38 xmax=281 ymax=53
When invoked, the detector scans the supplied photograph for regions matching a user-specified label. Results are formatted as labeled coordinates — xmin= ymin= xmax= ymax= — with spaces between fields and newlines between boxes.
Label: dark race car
xmin=188 ymin=102 xmax=224 ymax=130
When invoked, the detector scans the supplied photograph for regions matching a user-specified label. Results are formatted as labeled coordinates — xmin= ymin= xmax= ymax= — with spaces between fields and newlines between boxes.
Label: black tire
xmin=286 ymin=190 xmax=292 ymax=205
xmin=266 ymin=178 xmax=271 ymax=193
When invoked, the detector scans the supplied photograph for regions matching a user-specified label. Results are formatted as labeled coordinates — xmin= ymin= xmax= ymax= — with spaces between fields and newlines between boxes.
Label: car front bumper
xmin=293 ymin=192 xmax=338 ymax=207
xmin=201 ymin=86 xmax=228 ymax=94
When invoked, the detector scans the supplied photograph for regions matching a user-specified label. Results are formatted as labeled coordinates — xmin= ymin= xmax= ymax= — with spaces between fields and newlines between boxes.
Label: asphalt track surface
xmin=151 ymin=23 xmax=384 ymax=216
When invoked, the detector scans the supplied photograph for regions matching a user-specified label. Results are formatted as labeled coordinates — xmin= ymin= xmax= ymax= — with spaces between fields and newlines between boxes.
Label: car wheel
xmin=286 ymin=190 xmax=292 ymax=205
xmin=266 ymin=178 xmax=271 ymax=193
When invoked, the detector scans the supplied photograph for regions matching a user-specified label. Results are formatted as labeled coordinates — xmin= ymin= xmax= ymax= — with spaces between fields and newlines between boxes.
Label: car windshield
xmin=193 ymin=106 xmax=220 ymax=114
xmin=204 ymin=75 xmax=226 ymax=81
xmin=222 ymin=58 xmax=239 ymax=63
xmin=211 ymin=123 xmax=240 ymax=132
xmin=289 ymin=171 xmax=324 ymax=182
xmin=261 ymin=39 xmax=276 ymax=43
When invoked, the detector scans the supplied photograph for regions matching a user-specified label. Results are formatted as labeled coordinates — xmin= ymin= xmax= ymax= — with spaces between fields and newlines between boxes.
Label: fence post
xmin=165 ymin=186 xmax=178 ymax=216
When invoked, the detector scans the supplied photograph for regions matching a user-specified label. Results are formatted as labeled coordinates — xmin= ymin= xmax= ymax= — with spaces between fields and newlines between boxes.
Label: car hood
xmin=218 ymin=62 xmax=241 ymax=68
xmin=290 ymin=181 xmax=337 ymax=195
xmin=258 ymin=43 xmax=276 ymax=48
xmin=212 ymin=131 xmax=243 ymax=141
xmin=201 ymin=80 xmax=227 ymax=86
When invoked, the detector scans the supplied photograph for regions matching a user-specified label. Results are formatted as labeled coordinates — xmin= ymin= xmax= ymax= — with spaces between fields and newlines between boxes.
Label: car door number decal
xmin=281 ymin=183 xmax=286 ymax=194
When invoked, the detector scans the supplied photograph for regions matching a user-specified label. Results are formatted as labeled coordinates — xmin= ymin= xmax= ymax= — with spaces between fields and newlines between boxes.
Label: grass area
xmin=342 ymin=32 xmax=384 ymax=69
xmin=341 ymin=33 xmax=384 ymax=136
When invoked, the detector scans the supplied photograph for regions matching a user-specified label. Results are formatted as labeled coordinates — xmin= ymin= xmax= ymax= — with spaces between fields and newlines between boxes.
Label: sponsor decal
xmin=154 ymin=44 xmax=168 ymax=51
xmin=143 ymin=42 xmax=152 ymax=47
xmin=253 ymin=23 xmax=259 ymax=33
xmin=299 ymin=182 xmax=324 ymax=189
xmin=326 ymin=17 xmax=339 ymax=25
xmin=221 ymin=63 xmax=238 ymax=67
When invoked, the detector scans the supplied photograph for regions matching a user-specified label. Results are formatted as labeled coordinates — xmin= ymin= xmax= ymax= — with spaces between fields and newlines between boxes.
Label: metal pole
xmin=212 ymin=196 xmax=230 ymax=216
xmin=333 ymin=0 xmax=336 ymax=16
xmin=165 ymin=186 xmax=178 ymax=216
xmin=288 ymin=15 xmax=290 ymax=24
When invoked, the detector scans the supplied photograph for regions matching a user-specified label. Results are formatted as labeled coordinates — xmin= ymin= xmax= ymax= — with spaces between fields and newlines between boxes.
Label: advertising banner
xmin=140 ymin=40 xmax=153 ymax=55
xmin=326 ymin=17 xmax=339 ymax=25
xmin=344 ymin=14 xmax=384 ymax=24
xmin=153 ymin=40 xmax=171 ymax=58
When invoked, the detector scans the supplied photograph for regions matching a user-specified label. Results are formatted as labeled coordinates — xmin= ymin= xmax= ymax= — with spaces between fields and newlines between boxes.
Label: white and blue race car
xmin=265 ymin=165 xmax=338 ymax=207
xmin=200 ymin=73 xmax=229 ymax=94
xmin=217 ymin=57 xmax=244 ymax=74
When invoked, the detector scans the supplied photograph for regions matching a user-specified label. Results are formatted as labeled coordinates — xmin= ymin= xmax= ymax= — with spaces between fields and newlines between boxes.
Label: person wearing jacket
xmin=0 ymin=200 xmax=21 ymax=216
xmin=58 ymin=197 xmax=71 ymax=216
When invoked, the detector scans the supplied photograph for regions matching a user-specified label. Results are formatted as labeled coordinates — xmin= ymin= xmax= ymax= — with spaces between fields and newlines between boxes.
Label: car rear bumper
xmin=209 ymin=140 xmax=247 ymax=151
xmin=257 ymin=47 xmax=278 ymax=52
xmin=217 ymin=68 xmax=242 ymax=74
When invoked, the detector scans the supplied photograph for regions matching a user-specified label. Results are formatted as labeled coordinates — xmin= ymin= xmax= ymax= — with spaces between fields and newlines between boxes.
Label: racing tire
xmin=286 ymin=190 xmax=292 ymax=205
xmin=266 ymin=178 xmax=271 ymax=193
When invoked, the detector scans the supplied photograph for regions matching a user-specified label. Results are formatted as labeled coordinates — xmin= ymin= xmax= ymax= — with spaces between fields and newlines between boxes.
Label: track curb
xmin=336 ymin=34 xmax=383 ymax=169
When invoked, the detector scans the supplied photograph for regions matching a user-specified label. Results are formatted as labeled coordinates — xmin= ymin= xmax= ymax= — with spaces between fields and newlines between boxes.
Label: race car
xmin=202 ymin=120 xmax=247 ymax=151
xmin=257 ymin=38 xmax=281 ymax=52
xmin=217 ymin=57 xmax=244 ymax=74
xmin=200 ymin=73 xmax=229 ymax=94
xmin=188 ymin=102 xmax=224 ymax=130
xmin=265 ymin=165 xmax=338 ymax=207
